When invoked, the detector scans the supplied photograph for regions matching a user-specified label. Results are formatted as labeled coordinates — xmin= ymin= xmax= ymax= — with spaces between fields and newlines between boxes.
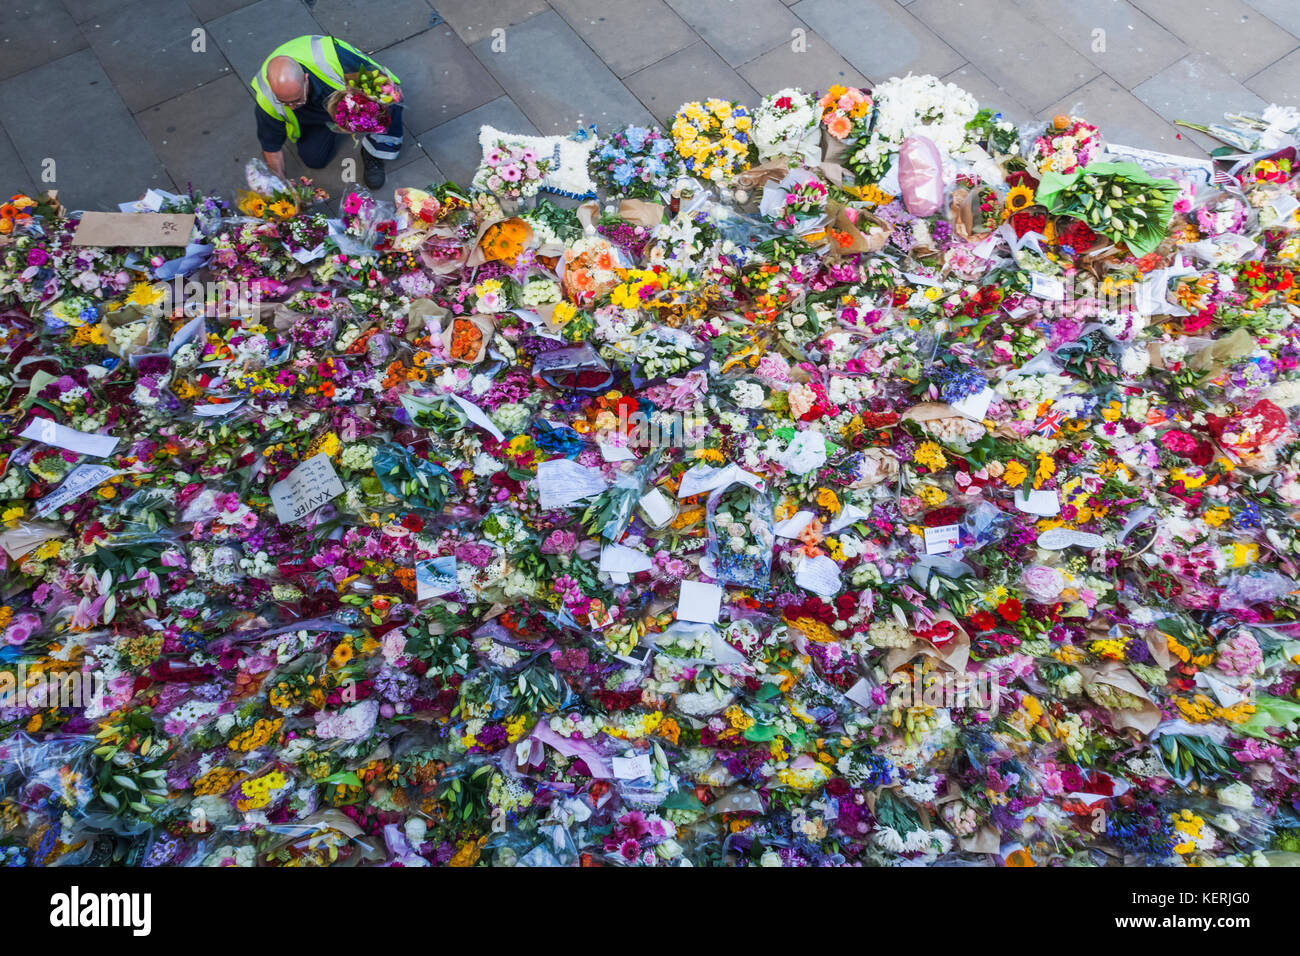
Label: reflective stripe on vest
xmin=251 ymin=35 xmax=347 ymax=142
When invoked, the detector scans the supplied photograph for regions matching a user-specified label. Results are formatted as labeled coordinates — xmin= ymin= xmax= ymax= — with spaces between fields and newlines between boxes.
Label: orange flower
xmin=449 ymin=318 xmax=483 ymax=362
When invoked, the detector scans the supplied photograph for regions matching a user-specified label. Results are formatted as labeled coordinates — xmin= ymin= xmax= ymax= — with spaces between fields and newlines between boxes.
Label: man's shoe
xmin=363 ymin=153 xmax=386 ymax=190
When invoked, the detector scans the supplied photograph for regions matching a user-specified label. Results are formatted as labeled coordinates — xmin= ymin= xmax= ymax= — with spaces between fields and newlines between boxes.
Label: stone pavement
xmin=2 ymin=0 xmax=1299 ymax=210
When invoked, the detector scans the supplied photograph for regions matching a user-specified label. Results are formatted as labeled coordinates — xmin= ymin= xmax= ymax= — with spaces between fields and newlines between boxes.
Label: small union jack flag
xmin=1212 ymin=168 xmax=1236 ymax=185
xmin=1035 ymin=409 xmax=1066 ymax=436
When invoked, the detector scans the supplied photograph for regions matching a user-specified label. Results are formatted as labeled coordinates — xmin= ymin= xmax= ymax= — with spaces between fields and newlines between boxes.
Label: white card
xmin=1030 ymin=273 xmax=1065 ymax=301
xmin=638 ymin=488 xmax=675 ymax=526
xmin=950 ymin=387 xmax=994 ymax=421
xmin=677 ymin=580 xmax=723 ymax=623
xmin=416 ymin=556 xmax=458 ymax=601
xmin=270 ymin=453 xmax=345 ymax=523
xmin=611 ymin=753 xmax=652 ymax=780
xmin=19 ymin=419 xmax=119 ymax=458
xmin=34 ymin=464 xmax=118 ymax=518
xmin=795 ymin=554 xmax=842 ymax=596
xmin=1014 ymin=488 xmax=1061 ymax=516
xmin=924 ymin=523 xmax=961 ymax=555
xmin=1271 ymin=193 xmax=1299 ymax=220
xmin=844 ymin=678 xmax=875 ymax=710
xmin=1037 ymin=528 xmax=1106 ymax=550
xmin=828 ymin=503 xmax=870 ymax=533
xmin=599 ymin=440 xmax=637 ymax=462
xmin=535 ymin=458 xmax=609 ymax=509
xmin=449 ymin=393 xmax=505 ymax=442
xmin=599 ymin=542 xmax=653 ymax=574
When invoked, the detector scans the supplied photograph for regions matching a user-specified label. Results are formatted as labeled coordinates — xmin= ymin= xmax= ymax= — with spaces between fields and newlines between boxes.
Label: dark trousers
xmin=297 ymin=124 xmax=342 ymax=170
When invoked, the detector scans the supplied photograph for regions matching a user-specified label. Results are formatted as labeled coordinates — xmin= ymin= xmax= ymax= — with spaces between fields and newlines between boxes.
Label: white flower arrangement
xmin=753 ymin=88 xmax=819 ymax=162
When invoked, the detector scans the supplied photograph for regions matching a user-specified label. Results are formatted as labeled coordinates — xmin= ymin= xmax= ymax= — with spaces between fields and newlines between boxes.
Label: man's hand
xmin=262 ymin=150 xmax=286 ymax=179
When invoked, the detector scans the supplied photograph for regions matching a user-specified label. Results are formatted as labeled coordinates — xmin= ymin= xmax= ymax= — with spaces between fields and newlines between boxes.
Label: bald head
xmin=267 ymin=55 xmax=309 ymax=106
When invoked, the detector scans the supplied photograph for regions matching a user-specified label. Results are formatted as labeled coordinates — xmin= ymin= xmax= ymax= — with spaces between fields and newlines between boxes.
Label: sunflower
xmin=1004 ymin=183 xmax=1035 ymax=216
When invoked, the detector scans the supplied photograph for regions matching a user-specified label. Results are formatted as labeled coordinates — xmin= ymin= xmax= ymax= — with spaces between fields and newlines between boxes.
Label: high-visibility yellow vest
xmin=250 ymin=35 xmax=397 ymax=143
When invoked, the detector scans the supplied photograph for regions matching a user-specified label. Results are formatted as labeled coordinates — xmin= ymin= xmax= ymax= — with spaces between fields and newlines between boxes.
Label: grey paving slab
xmin=0 ymin=129 xmax=37 ymax=200
xmin=1243 ymin=0 xmax=1300 ymax=38
xmin=789 ymin=0 xmax=962 ymax=87
xmin=469 ymin=10 xmax=653 ymax=133
xmin=664 ymin=0 xmax=802 ymax=67
xmin=387 ymin=151 xmax=445 ymax=191
xmin=62 ymin=0 xmax=136 ymax=22
xmin=549 ymin=0 xmax=698 ymax=77
xmin=310 ymin=0 xmax=436 ymax=54
xmin=187 ymin=0 xmax=257 ymax=22
xmin=736 ymin=26 xmax=869 ymax=95
xmin=1245 ymin=48 xmax=1300 ymax=108
xmin=0 ymin=1 xmax=88 ymax=81
xmin=625 ymin=40 xmax=759 ymax=125
xmin=0 ymin=48 xmax=173 ymax=211
xmin=909 ymin=0 xmax=1099 ymax=112
xmin=1130 ymin=0 xmax=1297 ymax=78
xmin=419 ymin=96 xmax=539 ymax=189
xmin=85 ymin=0 xmax=231 ymax=112
xmin=1039 ymin=72 xmax=1202 ymax=157
xmin=1009 ymin=0 xmax=1188 ymax=89
xmin=1133 ymin=53 xmax=1269 ymax=153
xmin=206 ymin=0 xmax=322 ymax=85
xmin=377 ymin=27 xmax=504 ymax=137
xmin=134 ymin=74 xmax=262 ymax=195
xmin=941 ymin=63 xmax=1035 ymax=129
xmin=432 ymin=0 xmax=551 ymax=45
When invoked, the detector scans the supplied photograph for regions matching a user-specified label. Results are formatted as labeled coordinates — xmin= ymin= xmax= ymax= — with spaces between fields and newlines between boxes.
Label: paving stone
xmin=206 ymin=0 xmax=322 ymax=85
xmin=1009 ymin=0 xmax=1187 ymax=89
xmin=736 ymin=25 xmax=869 ymax=93
xmin=624 ymin=40 xmax=759 ymax=125
xmin=470 ymin=11 xmax=653 ymax=133
xmin=377 ymin=27 xmax=504 ymax=137
xmin=186 ymin=0 xmax=257 ymax=22
xmin=549 ymin=0 xmax=698 ymax=77
xmin=1039 ymin=72 xmax=1203 ymax=156
xmin=0 ymin=48 xmax=173 ymax=211
xmin=432 ymin=0 xmax=550 ymax=45
xmin=1242 ymin=0 xmax=1300 ymax=38
xmin=0 ymin=128 xmax=37 ymax=199
xmin=665 ymin=0 xmax=801 ymax=67
xmin=1130 ymin=0 xmax=1297 ymax=78
xmin=941 ymin=63 xmax=1036 ymax=128
xmin=1134 ymin=53 xmax=1268 ymax=153
xmin=0 ymin=1 xmax=88 ymax=81
xmin=909 ymin=0 xmax=1099 ymax=112
xmin=387 ymin=151 xmax=446 ymax=191
xmin=85 ymin=0 xmax=231 ymax=112
xmin=62 ymin=0 xmax=137 ymax=22
xmin=419 ymin=96 xmax=539 ymax=188
xmin=789 ymin=0 xmax=962 ymax=87
xmin=134 ymin=74 xmax=263 ymax=195
xmin=310 ymin=0 xmax=435 ymax=54
xmin=1245 ymin=48 xmax=1300 ymax=108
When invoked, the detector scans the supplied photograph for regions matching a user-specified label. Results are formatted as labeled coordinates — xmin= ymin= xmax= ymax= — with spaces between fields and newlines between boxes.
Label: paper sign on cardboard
xmin=270 ymin=453 xmax=345 ymax=523
xmin=72 ymin=212 xmax=196 ymax=247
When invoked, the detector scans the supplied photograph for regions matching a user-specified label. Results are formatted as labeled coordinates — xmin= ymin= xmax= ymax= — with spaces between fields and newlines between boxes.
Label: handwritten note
xmin=270 ymin=453 xmax=345 ymax=523
xmin=676 ymin=580 xmax=723 ymax=624
xmin=34 ymin=464 xmax=117 ymax=518
xmin=535 ymin=459 xmax=608 ymax=509
xmin=416 ymin=556 xmax=459 ymax=601
xmin=19 ymin=419 xmax=119 ymax=458
xmin=924 ymin=524 xmax=961 ymax=555
xmin=795 ymin=554 xmax=842 ymax=595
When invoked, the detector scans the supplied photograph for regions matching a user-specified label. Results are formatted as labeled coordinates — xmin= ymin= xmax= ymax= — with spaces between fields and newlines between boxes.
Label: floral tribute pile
xmin=2 ymin=77 xmax=1300 ymax=869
